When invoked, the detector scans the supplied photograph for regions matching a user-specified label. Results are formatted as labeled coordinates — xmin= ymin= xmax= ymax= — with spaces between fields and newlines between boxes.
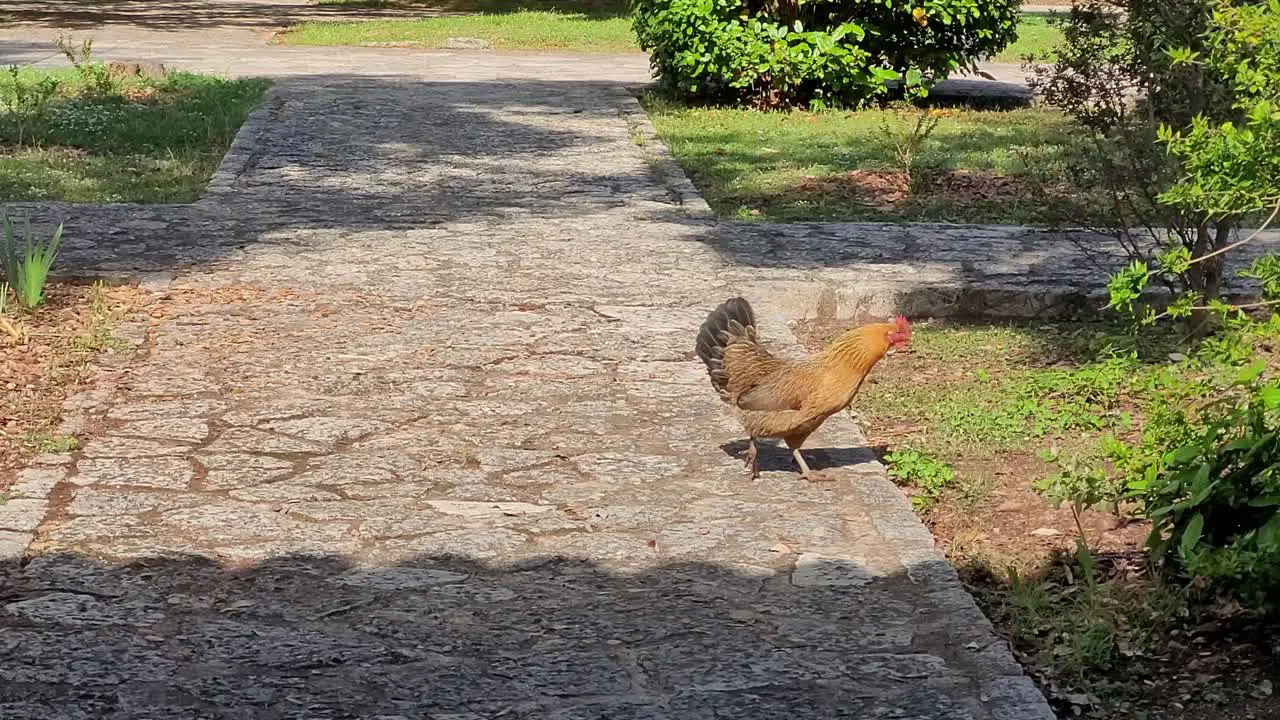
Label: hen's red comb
xmin=894 ymin=315 xmax=911 ymax=334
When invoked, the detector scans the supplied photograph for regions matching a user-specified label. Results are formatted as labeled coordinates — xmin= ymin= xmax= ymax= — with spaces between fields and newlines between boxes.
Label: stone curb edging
xmin=200 ymin=82 xmax=285 ymax=202
xmin=616 ymin=89 xmax=717 ymax=223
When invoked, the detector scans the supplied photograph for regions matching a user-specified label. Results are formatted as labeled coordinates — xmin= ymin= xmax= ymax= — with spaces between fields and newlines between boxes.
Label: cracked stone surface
xmin=1 ymin=9 xmax=1059 ymax=719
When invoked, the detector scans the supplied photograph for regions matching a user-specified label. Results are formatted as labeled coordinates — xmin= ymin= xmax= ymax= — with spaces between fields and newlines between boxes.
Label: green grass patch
xmin=993 ymin=12 xmax=1064 ymax=63
xmin=291 ymin=4 xmax=1055 ymax=59
xmin=284 ymin=9 xmax=636 ymax=51
xmin=312 ymin=0 xmax=630 ymax=17
xmin=646 ymin=100 xmax=1085 ymax=225
xmin=0 ymin=68 xmax=269 ymax=203
xmin=859 ymin=323 xmax=1156 ymax=457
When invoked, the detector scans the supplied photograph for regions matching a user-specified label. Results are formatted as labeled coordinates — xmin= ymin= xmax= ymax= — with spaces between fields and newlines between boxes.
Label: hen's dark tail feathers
xmin=695 ymin=297 xmax=756 ymax=399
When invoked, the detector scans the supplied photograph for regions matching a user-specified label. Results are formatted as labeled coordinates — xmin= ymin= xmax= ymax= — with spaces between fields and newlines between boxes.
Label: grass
xmin=647 ymin=100 xmax=1085 ymax=225
xmin=0 ymin=68 xmax=269 ymax=203
xmin=312 ymin=0 xmax=630 ymax=16
xmin=284 ymin=9 xmax=636 ymax=51
xmin=793 ymin=317 xmax=1280 ymax=719
xmin=287 ymin=4 xmax=1059 ymax=60
xmin=993 ymin=12 xmax=1064 ymax=63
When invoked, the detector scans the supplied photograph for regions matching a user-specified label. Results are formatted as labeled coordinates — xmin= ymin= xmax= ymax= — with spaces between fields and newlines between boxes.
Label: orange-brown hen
xmin=695 ymin=297 xmax=911 ymax=481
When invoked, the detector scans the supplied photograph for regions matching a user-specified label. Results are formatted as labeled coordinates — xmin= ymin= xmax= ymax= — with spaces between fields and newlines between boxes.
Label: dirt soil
xmin=793 ymin=168 xmax=1058 ymax=214
xmin=1 ymin=282 xmax=144 ymax=485
xmin=791 ymin=316 xmax=1280 ymax=720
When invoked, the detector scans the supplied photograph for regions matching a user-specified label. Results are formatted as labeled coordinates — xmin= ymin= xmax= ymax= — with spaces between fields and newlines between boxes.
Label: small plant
xmin=0 ymin=65 xmax=60 ymax=147
xmin=0 ymin=281 xmax=22 ymax=342
xmin=885 ymin=445 xmax=955 ymax=510
xmin=1125 ymin=359 xmax=1280 ymax=604
xmin=879 ymin=107 xmax=940 ymax=177
xmin=1036 ymin=445 xmax=1126 ymax=547
xmin=70 ymin=281 xmax=128 ymax=353
xmin=54 ymin=35 xmax=120 ymax=98
xmin=23 ymin=430 xmax=79 ymax=454
xmin=2 ymin=213 xmax=64 ymax=309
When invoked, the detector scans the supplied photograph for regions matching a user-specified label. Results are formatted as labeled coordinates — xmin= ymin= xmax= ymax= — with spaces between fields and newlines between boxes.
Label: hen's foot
xmin=793 ymin=449 xmax=831 ymax=482
xmin=744 ymin=439 xmax=759 ymax=480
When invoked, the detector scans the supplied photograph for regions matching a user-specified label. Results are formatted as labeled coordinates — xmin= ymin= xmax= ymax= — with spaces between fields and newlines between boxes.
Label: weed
xmin=0 ymin=281 xmax=25 ymax=342
xmin=23 ymin=429 xmax=79 ymax=454
xmin=1036 ymin=445 xmax=1126 ymax=546
xmin=0 ymin=65 xmax=61 ymax=147
xmin=953 ymin=473 xmax=1000 ymax=509
xmin=1 ymin=213 xmax=63 ymax=309
xmin=885 ymin=445 xmax=955 ymax=510
xmin=71 ymin=281 xmax=129 ymax=353
xmin=879 ymin=107 xmax=940 ymax=177
xmin=53 ymin=36 xmax=120 ymax=98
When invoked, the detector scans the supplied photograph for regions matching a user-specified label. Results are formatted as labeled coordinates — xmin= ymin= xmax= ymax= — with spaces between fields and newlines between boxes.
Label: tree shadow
xmin=0 ymin=0 xmax=431 ymax=31
xmin=2 ymin=76 xmax=682 ymax=274
xmin=0 ymin=549 xmax=1044 ymax=718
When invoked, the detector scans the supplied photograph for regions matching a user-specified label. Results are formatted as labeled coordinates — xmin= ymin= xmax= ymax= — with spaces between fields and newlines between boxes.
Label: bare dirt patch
xmin=792 ymin=168 xmax=1058 ymax=213
xmin=1 ymin=282 xmax=145 ymax=484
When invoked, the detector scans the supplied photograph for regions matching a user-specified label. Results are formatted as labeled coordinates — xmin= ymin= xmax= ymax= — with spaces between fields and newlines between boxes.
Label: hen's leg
xmin=792 ymin=449 xmax=817 ymax=481
xmin=786 ymin=434 xmax=828 ymax=482
xmin=744 ymin=438 xmax=759 ymax=479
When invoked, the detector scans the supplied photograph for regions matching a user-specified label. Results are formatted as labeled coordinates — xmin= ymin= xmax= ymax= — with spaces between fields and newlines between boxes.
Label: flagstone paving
xmin=0 ymin=5 xmax=1064 ymax=718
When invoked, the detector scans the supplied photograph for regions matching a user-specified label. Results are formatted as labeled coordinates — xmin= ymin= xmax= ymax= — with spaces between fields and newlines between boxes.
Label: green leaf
xmin=1260 ymin=385 xmax=1280 ymax=408
xmin=905 ymin=68 xmax=923 ymax=87
xmin=1164 ymin=444 xmax=1202 ymax=466
xmin=1237 ymin=358 xmax=1266 ymax=384
xmin=1179 ymin=512 xmax=1205 ymax=558
xmin=1247 ymin=494 xmax=1280 ymax=507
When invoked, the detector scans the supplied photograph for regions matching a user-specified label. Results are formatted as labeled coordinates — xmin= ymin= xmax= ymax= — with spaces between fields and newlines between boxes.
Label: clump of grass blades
xmin=2 ymin=213 xmax=63 ymax=309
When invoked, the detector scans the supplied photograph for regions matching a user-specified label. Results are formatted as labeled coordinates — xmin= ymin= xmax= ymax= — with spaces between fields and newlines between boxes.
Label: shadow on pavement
xmin=1 ymin=549 xmax=1036 ymax=718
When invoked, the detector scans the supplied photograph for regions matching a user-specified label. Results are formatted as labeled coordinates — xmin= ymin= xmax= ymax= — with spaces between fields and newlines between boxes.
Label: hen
xmin=695 ymin=297 xmax=911 ymax=481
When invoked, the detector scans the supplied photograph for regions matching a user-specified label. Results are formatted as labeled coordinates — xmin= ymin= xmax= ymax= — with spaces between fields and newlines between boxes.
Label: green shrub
xmin=1120 ymin=356 xmax=1280 ymax=603
xmin=630 ymin=0 xmax=1021 ymax=108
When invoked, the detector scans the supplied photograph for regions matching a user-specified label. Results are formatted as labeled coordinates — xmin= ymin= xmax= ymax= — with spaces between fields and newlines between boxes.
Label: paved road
xmin=0 ymin=3 xmax=1057 ymax=719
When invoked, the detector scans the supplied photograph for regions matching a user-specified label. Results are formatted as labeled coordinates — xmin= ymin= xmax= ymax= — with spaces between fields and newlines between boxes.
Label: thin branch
xmin=1187 ymin=201 xmax=1280 ymax=268
xmin=1152 ymin=298 xmax=1280 ymax=322
xmin=1136 ymin=200 xmax=1280 ymax=284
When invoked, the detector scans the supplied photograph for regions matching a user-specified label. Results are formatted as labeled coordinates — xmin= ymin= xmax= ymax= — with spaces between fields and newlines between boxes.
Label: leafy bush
xmin=1123 ymin=358 xmax=1280 ymax=602
xmin=1032 ymin=1 xmax=1280 ymax=605
xmin=1032 ymin=0 xmax=1280 ymax=320
xmin=631 ymin=0 xmax=1021 ymax=108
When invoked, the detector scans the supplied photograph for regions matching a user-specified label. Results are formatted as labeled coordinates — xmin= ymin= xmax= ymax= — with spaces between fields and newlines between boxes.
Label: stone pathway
xmin=0 ymin=6 xmax=1071 ymax=719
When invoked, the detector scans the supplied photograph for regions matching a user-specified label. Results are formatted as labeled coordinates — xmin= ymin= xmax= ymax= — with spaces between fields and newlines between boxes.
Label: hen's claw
xmin=744 ymin=438 xmax=760 ymax=479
